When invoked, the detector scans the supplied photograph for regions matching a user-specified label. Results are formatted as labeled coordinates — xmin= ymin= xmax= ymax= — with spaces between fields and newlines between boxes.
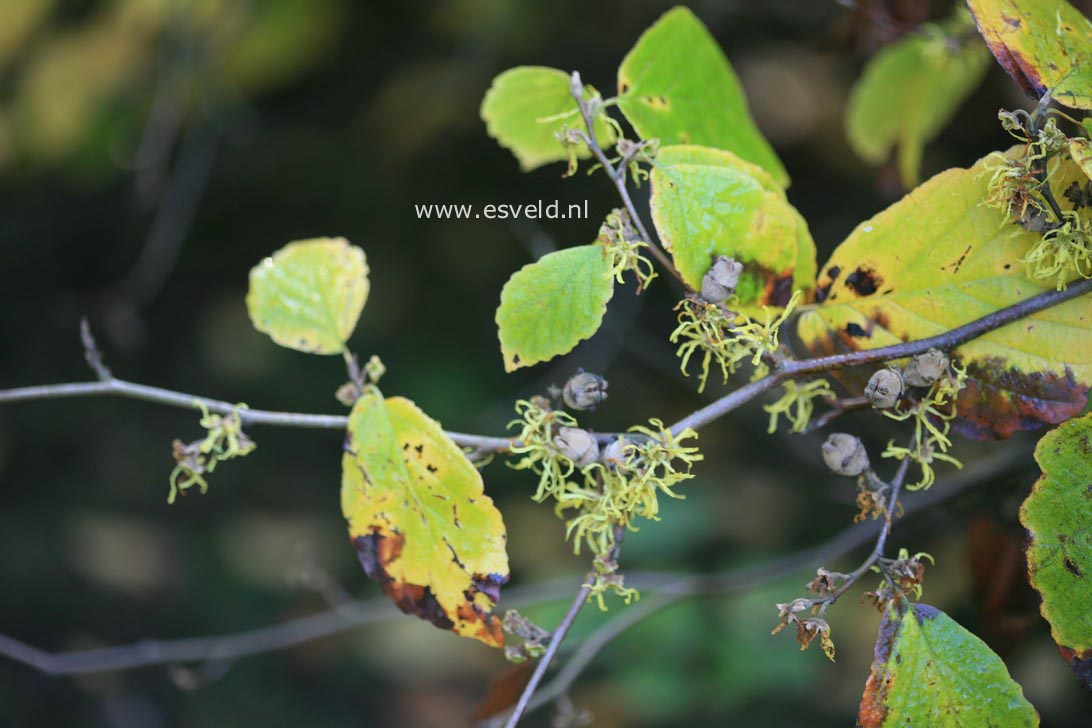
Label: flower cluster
xmin=881 ymin=359 xmax=968 ymax=490
xmin=771 ymin=598 xmax=835 ymax=662
xmin=763 ymin=378 xmax=834 ymax=434
xmin=169 ymin=402 xmax=255 ymax=504
xmin=599 ymin=209 xmax=657 ymax=292
xmin=1024 ymin=210 xmax=1092 ymax=290
xmin=670 ymin=290 xmax=801 ymax=393
xmin=508 ymin=400 xmax=702 ymax=557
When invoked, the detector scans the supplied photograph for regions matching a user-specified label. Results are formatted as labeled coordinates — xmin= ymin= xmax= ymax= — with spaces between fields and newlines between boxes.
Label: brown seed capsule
xmin=864 ymin=368 xmax=903 ymax=409
xmin=700 ymin=256 xmax=743 ymax=303
xmin=554 ymin=427 xmax=599 ymax=467
xmin=601 ymin=436 xmax=633 ymax=468
xmin=821 ymin=433 xmax=869 ymax=477
xmin=903 ymin=348 xmax=949 ymax=387
xmin=562 ymin=371 xmax=609 ymax=411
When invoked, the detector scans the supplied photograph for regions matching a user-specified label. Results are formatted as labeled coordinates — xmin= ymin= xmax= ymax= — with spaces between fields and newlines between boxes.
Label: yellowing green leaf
xmin=496 ymin=244 xmax=614 ymax=371
xmin=1020 ymin=413 xmax=1092 ymax=688
xmin=858 ymin=601 xmax=1037 ymax=727
xmin=649 ymin=145 xmax=815 ymax=310
xmin=481 ymin=66 xmax=615 ymax=171
xmin=247 ymin=237 xmax=369 ymax=355
xmin=967 ymin=0 xmax=1092 ymax=110
xmin=797 ymin=152 xmax=1092 ymax=439
xmin=617 ymin=7 xmax=788 ymax=186
xmin=846 ymin=18 xmax=989 ymax=187
xmin=1070 ymin=137 xmax=1092 ymax=180
xmin=341 ymin=390 xmax=509 ymax=647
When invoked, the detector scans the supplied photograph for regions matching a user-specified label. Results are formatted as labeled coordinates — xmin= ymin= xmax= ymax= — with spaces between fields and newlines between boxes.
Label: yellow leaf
xmin=967 ymin=0 xmax=1092 ymax=110
xmin=341 ymin=391 xmax=509 ymax=647
xmin=246 ymin=238 xmax=369 ymax=355
xmin=798 ymin=151 xmax=1092 ymax=439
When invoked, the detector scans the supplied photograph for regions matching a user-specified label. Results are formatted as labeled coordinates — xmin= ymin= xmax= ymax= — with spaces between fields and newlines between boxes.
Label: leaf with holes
xmin=616 ymin=7 xmax=787 ymax=186
xmin=967 ymin=0 xmax=1092 ymax=110
xmin=1020 ymin=412 xmax=1092 ymax=688
xmin=858 ymin=601 xmax=1037 ymax=726
xmin=649 ymin=144 xmax=815 ymax=311
xmin=247 ymin=237 xmax=369 ymax=354
xmin=496 ymin=244 xmax=614 ymax=371
xmin=846 ymin=13 xmax=990 ymax=187
xmin=341 ymin=389 xmax=509 ymax=647
xmin=797 ymin=151 xmax=1092 ymax=440
xmin=481 ymin=66 xmax=615 ymax=172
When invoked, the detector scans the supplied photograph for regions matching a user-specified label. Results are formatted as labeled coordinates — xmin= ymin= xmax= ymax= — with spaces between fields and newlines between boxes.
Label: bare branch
xmin=0 ymin=376 xmax=512 ymax=453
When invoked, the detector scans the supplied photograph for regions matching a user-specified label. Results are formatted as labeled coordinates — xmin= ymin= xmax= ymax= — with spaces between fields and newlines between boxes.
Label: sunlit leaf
xmin=649 ymin=144 xmax=815 ymax=310
xmin=967 ymin=0 xmax=1092 ymax=110
xmin=846 ymin=14 xmax=990 ymax=187
xmin=246 ymin=237 xmax=369 ymax=355
xmin=797 ymin=151 xmax=1092 ymax=440
xmin=480 ymin=66 xmax=614 ymax=171
xmin=1020 ymin=412 xmax=1092 ymax=688
xmin=617 ymin=7 xmax=788 ymax=186
xmin=858 ymin=601 xmax=1037 ymax=726
xmin=496 ymin=244 xmax=614 ymax=371
xmin=341 ymin=390 xmax=509 ymax=647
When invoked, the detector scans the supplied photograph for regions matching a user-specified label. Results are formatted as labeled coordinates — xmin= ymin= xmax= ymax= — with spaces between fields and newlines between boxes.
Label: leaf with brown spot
xmin=648 ymin=144 xmax=816 ymax=313
xmin=341 ymin=389 xmax=509 ymax=646
xmin=797 ymin=150 xmax=1092 ymax=439
xmin=859 ymin=601 xmax=1037 ymax=726
xmin=1020 ymin=412 xmax=1092 ymax=688
xmin=967 ymin=0 xmax=1092 ymax=110
xmin=616 ymin=7 xmax=788 ymax=185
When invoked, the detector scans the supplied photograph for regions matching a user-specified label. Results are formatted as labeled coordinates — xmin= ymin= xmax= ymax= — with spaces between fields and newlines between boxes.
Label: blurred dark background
xmin=1 ymin=0 xmax=1089 ymax=726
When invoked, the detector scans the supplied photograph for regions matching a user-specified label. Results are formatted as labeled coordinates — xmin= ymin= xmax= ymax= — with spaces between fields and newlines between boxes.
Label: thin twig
xmin=504 ymin=582 xmax=592 ymax=728
xmin=568 ymin=73 xmax=689 ymax=290
xmin=804 ymin=396 xmax=869 ymax=434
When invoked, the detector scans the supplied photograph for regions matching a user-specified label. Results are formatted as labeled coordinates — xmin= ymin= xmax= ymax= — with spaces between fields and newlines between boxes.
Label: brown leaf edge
xmin=353 ymin=530 xmax=508 ymax=647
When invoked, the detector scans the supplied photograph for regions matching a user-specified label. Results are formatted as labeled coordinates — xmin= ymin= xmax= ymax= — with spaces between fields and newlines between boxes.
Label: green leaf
xmin=1020 ymin=412 xmax=1092 ymax=688
xmin=648 ymin=144 xmax=815 ymax=310
xmin=616 ymin=7 xmax=788 ymax=186
xmin=341 ymin=389 xmax=509 ymax=647
xmin=496 ymin=244 xmax=614 ymax=371
xmin=858 ymin=601 xmax=1037 ymax=727
xmin=847 ymin=16 xmax=990 ymax=187
xmin=480 ymin=66 xmax=615 ymax=171
xmin=967 ymin=0 xmax=1092 ymax=110
xmin=797 ymin=151 xmax=1092 ymax=439
xmin=246 ymin=237 xmax=369 ymax=355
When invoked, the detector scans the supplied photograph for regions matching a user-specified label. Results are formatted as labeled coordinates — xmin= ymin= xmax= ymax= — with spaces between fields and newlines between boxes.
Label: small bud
xmin=554 ymin=427 xmax=599 ymax=467
xmin=562 ymin=371 xmax=609 ymax=411
xmin=601 ymin=436 xmax=633 ymax=468
xmin=864 ymin=368 xmax=903 ymax=409
xmin=700 ymin=256 xmax=743 ymax=303
xmin=821 ymin=433 xmax=869 ymax=477
xmin=902 ymin=348 xmax=949 ymax=387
